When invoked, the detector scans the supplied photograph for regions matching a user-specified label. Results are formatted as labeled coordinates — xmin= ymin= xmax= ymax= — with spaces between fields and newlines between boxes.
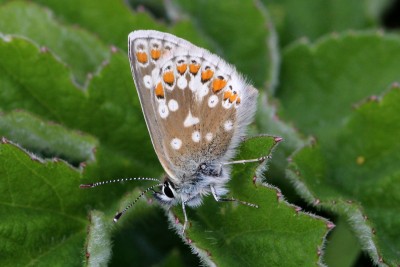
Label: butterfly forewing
xmin=128 ymin=30 xmax=258 ymax=184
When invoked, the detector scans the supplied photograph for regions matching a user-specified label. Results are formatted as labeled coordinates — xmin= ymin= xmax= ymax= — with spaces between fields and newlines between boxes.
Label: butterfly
xmin=81 ymin=30 xmax=266 ymax=233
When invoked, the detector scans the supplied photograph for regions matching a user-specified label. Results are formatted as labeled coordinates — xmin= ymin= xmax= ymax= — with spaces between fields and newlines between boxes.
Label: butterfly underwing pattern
xmin=82 ymin=30 xmax=263 ymax=233
xmin=128 ymin=30 xmax=259 ymax=229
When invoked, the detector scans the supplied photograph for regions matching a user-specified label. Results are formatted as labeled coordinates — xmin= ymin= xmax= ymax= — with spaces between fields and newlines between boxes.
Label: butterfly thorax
xmin=154 ymin=162 xmax=230 ymax=207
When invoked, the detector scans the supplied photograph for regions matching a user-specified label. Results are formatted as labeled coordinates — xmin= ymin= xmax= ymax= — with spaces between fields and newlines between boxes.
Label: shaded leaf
xmin=287 ymin=87 xmax=400 ymax=266
xmin=263 ymin=0 xmax=389 ymax=46
xmin=0 ymin=1 xmax=109 ymax=85
xmin=30 ymin=0 xmax=205 ymax=53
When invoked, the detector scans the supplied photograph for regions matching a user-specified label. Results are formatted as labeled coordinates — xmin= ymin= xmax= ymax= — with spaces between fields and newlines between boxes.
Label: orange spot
xmin=163 ymin=71 xmax=175 ymax=85
xmin=236 ymin=97 xmax=241 ymax=104
xmin=136 ymin=51 xmax=148 ymax=64
xmin=151 ymin=49 xmax=161 ymax=60
xmin=155 ymin=82 xmax=164 ymax=98
xmin=229 ymin=92 xmax=237 ymax=103
xmin=212 ymin=78 xmax=227 ymax=93
xmin=201 ymin=69 xmax=214 ymax=83
xmin=177 ymin=64 xmax=187 ymax=75
xmin=189 ymin=63 xmax=200 ymax=75
xmin=223 ymin=90 xmax=232 ymax=100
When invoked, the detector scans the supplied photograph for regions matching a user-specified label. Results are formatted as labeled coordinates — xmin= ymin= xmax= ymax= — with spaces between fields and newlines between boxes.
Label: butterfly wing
xmin=128 ymin=30 xmax=258 ymax=184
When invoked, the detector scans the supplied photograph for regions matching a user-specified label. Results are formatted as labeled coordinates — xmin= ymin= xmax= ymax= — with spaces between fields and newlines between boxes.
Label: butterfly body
xmin=128 ymin=30 xmax=258 ymax=213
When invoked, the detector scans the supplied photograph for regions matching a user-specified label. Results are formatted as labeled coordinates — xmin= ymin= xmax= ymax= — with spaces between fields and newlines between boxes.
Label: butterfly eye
xmin=200 ymin=163 xmax=207 ymax=170
xmin=163 ymin=181 xmax=175 ymax=198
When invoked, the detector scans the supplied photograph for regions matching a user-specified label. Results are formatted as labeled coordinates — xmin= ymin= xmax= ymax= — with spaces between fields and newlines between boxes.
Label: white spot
xmin=170 ymin=138 xmax=182 ymax=150
xmin=177 ymin=76 xmax=188 ymax=89
xmin=224 ymin=120 xmax=233 ymax=131
xmin=197 ymin=84 xmax=209 ymax=102
xmin=222 ymin=99 xmax=232 ymax=109
xmin=205 ymin=132 xmax=213 ymax=141
xmin=143 ymin=75 xmax=153 ymax=89
xmin=208 ymin=95 xmax=219 ymax=108
xmin=158 ymin=104 xmax=169 ymax=119
xmin=189 ymin=75 xmax=201 ymax=92
xmin=192 ymin=131 xmax=201 ymax=142
xmin=184 ymin=111 xmax=200 ymax=127
xmin=168 ymin=99 xmax=179 ymax=112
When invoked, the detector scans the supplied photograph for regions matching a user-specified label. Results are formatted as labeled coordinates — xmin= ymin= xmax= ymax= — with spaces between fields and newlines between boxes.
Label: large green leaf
xmin=287 ymin=87 xmax=400 ymax=266
xmin=0 ymin=1 xmax=109 ymax=85
xmin=0 ymin=139 xmax=95 ymax=266
xmin=169 ymin=0 xmax=279 ymax=89
xmin=263 ymin=0 xmax=391 ymax=46
xmin=277 ymin=32 xmax=400 ymax=144
xmin=168 ymin=135 xmax=332 ymax=266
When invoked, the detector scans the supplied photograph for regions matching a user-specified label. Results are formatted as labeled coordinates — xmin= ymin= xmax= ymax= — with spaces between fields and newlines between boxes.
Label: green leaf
xmin=0 ymin=140 xmax=92 ymax=266
xmin=28 ymin=0 xmax=210 ymax=57
xmin=85 ymin=211 xmax=113 ymax=267
xmin=287 ymin=87 xmax=400 ymax=266
xmin=0 ymin=1 xmax=109 ymax=85
xmin=263 ymin=0 xmax=389 ymax=46
xmin=168 ymin=0 xmax=279 ymax=89
xmin=0 ymin=110 xmax=97 ymax=164
xmin=277 ymin=32 xmax=400 ymax=145
xmin=30 ymin=0 xmax=168 ymax=50
xmin=169 ymin=135 xmax=332 ymax=266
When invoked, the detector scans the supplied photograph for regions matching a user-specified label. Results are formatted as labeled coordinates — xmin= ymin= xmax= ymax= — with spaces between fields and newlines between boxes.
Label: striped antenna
xmin=80 ymin=177 xmax=160 ymax=188
xmin=113 ymin=183 xmax=163 ymax=222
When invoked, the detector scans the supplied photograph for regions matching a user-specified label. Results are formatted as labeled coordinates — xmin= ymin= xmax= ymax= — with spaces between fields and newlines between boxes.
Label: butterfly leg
xmin=222 ymin=155 xmax=271 ymax=166
xmin=181 ymin=201 xmax=188 ymax=235
xmin=210 ymin=186 xmax=258 ymax=208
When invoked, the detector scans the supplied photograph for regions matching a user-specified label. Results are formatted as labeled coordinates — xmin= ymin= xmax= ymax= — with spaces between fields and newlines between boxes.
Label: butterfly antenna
xmin=80 ymin=177 xmax=160 ymax=188
xmin=113 ymin=183 xmax=163 ymax=222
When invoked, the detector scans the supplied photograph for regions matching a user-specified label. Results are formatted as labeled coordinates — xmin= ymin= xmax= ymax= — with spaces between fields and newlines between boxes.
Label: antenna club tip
xmin=79 ymin=184 xmax=93 ymax=188
xmin=114 ymin=212 xmax=122 ymax=222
